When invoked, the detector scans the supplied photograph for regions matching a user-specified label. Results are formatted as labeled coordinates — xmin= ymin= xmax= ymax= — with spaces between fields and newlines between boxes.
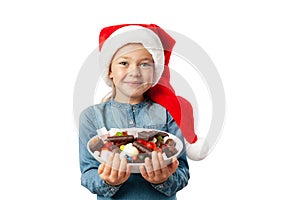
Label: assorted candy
xmin=89 ymin=130 xmax=178 ymax=163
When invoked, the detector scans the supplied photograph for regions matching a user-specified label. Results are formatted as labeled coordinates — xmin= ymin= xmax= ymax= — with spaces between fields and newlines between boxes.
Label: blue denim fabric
xmin=79 ymin=99 xmax=190 ymax=200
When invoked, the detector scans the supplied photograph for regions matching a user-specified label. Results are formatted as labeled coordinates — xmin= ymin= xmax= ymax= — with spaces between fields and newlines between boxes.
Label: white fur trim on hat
xmin=99 ymin=25 xmax=165 ymax=87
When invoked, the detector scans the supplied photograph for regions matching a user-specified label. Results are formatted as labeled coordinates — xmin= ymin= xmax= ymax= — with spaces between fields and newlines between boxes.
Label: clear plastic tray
xmin=87 ymin=128 xmax=183 ymax=173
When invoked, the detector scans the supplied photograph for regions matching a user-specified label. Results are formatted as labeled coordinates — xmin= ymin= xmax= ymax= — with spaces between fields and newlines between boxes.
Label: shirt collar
xmin=109 ymin=98 xmax=150 ymax=109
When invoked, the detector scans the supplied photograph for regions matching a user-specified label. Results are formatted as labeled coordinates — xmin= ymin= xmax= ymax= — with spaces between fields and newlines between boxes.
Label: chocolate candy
xmin=89 ymin=137 xmax=104 ymax=152
xmin=138 ymin=131 xmax=158 ymax=141
xmin=157 ymin=131 xmax=169 ymax=138
xmin=133 ymin=141 xmax=152 ymax=154
xmin=110 ymin=145 xmax=121 ymax=154
xmin=115 ymin=142 xmax=128 ymax=147
xmin=165 ymin=138 xmax=176 ymax=147
xmin=105 ymin=135 xmax=134 ymax=143
xmin=162 ymin=146 xmax=178 ymax=158
xmin=138 ymin=130 xmax=168 ymax=141
xmin=156 ymin=141 xmax=164 ymax=148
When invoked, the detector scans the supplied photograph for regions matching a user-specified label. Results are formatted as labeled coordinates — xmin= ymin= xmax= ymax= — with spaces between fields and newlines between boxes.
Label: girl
xmin=79 ymin=24 xmax=190 ymax=199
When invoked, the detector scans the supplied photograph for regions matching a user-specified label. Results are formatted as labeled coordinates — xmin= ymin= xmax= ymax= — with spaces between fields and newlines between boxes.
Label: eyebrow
xmin=138 ymin=57 xmax=154 ymax=62
xmin=116 ymin=56 xmax=153 ymax=62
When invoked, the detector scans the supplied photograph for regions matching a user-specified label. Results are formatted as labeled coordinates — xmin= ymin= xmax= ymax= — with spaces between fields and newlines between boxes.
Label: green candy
xmin=157 ymin=135 xmax=163 ymax=141
xmin=115 ymin=132 xmax=123 ymax=136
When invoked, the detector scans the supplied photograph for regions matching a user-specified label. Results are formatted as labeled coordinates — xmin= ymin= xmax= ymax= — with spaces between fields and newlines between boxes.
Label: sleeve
xmin=151 ymin=112 xmax=190 ymax=196
xmin=79 ymin=107 xmax=123 ymax=198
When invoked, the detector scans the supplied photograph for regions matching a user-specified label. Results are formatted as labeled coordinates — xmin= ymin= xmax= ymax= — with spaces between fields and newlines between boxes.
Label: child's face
xmin=109 ymin=43 xmax=154 ymax=104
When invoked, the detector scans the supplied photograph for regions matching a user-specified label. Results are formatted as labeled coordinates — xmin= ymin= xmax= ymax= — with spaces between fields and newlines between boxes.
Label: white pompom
xmin=185 ymin=137 xmax=209 ymax=161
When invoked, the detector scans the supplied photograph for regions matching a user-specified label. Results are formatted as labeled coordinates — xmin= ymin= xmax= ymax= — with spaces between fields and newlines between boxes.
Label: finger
xmin=157 ymin=152 xmax=167 ymax=169
xmin=98 ymin=163 xmax=105 ymax=175
xmin=151 ymin=151 xmax=161 ymax=171
xmin=172 ymin=158 xmax=179 ymax=168
xmin=151 ymin=151 xmax=163 ymax=178
xmin=124 ymin=164 xmax=131 ymax=179
xmin=110 ymin=153 xmax=120 ymax=178
xmin=102 ymin=152 xmax=114 ymax=176
xmin=144 ymin=157 xmax=154 ymax=177
xmin=157 ymin=152 xmax=168 ymax=174
xmin=105 ymin=152 xmax=115 ymax=167
xmin=118 ymin=157 xmax=127 ymax=178
xmin=168 ymin=158 xmax=179 ymax=174
xmin=139 ymin=165 xmax=148 ymax=179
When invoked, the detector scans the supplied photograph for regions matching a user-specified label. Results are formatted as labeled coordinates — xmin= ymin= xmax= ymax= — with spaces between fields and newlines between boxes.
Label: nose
xmin=128 ymin=65 xmax=141 ymax=77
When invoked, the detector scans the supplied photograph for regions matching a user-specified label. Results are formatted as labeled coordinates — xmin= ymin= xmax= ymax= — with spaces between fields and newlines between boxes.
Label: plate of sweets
xmin=87 ymin=128 xmax=183 ymax=173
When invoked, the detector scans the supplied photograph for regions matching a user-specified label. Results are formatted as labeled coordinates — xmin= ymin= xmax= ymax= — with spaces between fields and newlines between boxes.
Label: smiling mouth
xmin=124 ymin=81 xmax=144 ymax=85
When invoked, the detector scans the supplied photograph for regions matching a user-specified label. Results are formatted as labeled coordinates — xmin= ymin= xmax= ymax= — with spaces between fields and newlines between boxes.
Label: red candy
xmin=136 ymin=138 xmax=147 ymax=145
xmin=145 ymin=141 xmax=156 ymax=150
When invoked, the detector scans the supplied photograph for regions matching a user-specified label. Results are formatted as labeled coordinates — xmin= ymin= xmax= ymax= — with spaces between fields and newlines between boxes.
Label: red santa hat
xmin=99 ymin=24 xmax=198 ymax=144
xmin=99 ymin=25 xmax=165 ymax=87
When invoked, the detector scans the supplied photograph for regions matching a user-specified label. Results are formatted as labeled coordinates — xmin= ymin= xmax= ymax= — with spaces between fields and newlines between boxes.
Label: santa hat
xmin=99 ymin=24 xmax=198 ymax=144
xmin=99 ymin=25 xmax=165 ymax=87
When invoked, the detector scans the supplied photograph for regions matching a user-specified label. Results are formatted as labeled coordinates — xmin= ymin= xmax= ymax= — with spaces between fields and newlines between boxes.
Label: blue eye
xmin=140 ymin=63 xmax=153 ymax=68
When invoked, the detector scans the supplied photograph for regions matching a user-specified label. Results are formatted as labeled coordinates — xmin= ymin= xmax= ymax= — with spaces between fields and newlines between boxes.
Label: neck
xmin=114 ymin=96 xmax=145 ymax=105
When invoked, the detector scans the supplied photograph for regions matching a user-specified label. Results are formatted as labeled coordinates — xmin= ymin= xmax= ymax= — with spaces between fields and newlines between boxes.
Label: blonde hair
xmin=101 ymin=86 xmax=115 ymax=103
xmin=101 ymin=65 xmax=116 ymax=102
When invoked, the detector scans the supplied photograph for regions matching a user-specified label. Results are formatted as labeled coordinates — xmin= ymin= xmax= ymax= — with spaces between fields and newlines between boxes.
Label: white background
xmin=1 ymin=0 xmax=299 ymax=199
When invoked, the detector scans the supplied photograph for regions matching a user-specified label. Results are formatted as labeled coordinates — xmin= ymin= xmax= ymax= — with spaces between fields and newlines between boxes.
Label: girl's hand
xmin=140 ymin=151 xmax=179 ymax=184
xmin=98 ymin=153 xmax=131 ymax=186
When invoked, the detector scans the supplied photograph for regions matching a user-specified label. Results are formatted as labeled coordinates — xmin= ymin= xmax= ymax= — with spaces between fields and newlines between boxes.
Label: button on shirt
xmin=129 ymin=119 xmax=134 ymax=125
xmin=79 ymin=98 xmax=190 ymax=200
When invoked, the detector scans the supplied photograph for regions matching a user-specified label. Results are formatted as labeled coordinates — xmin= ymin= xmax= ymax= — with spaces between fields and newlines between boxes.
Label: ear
xmin=109 ymin=71 xmax=113 ymax=78
xmin=108 ymin=66 xmax=113 ymax=78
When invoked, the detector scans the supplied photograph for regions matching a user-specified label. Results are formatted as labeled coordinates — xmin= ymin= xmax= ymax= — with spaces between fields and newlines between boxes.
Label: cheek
xmin=142 ymin=69 xmax=154 ymax=82
xmin=111 ymin=70 xmax=128 ymax=84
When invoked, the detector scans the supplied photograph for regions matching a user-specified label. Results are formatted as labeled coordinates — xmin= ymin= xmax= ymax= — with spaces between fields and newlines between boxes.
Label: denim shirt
xmin=79 ymin=99 xmax=190 ymax=200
